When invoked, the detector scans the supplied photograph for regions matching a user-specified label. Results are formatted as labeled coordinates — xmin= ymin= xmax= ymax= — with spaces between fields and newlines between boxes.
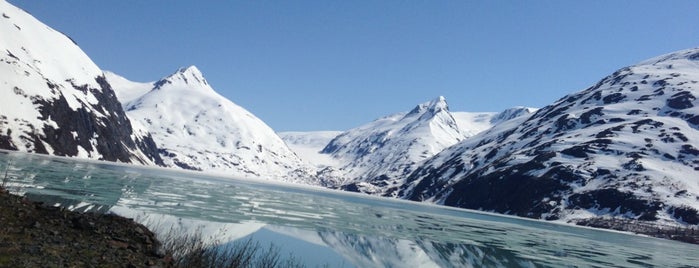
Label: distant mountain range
xmin=291 ymin=96 xmax=535 ymax=196
xmin=1 ymin=0 xmax=697 ymax=226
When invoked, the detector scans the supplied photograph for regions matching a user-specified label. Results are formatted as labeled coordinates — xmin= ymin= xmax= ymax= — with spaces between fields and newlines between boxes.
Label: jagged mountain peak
xmin=154 ymin=65 xmax=210 ymax=90
xmin=319 ymin=96 xmax=468 ymax=194
xmin=176 ymin=65 xmax=202 ymax=75
xmin=406 ymin=96 xmax=449 ymax=118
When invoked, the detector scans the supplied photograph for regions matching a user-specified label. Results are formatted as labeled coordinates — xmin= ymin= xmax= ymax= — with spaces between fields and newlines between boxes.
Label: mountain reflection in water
xmin=1 ymin=150 xmax=697 ymax=267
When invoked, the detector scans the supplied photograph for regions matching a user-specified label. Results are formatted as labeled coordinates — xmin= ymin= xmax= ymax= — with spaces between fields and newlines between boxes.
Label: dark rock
xmin=653 ymin=79 xmax=668 ymax=87
xmin=561 ymin=145 xmax=591 ymax=158
xmin=405 ymin=151 xmax=568 ymax=219
xmin=689 ymin=52 xmax=699 ymax=61
xmin=602 ymin=93 xmax=626 ymax=104
xmin=669 ymin=206 xmax=699 ymax=225
xmin=567 ymin=189 xmax=660 ymax=221
xmin=340 ymin=183 xmax=361 ymax=193
xmin=580 ymin=107 xmax=605 ymax=124
xmin=627 ymin=109 xmax=643 ymax=115
xmin=680 ymin=144 xmax=699 ymax=156
xmin=172 ymin=159 xmax=201 ymax=171
xmin=667 ymin=91 xmax=695 ymax=110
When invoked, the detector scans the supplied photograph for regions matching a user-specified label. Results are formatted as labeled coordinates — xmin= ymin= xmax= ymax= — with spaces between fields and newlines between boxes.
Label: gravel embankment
xmin=0 ymin=188 xmax=172 ymax=267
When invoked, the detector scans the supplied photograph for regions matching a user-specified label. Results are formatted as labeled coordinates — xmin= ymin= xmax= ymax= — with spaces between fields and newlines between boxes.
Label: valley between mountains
xmin=1 ymin=0 xmax=698 ymax=233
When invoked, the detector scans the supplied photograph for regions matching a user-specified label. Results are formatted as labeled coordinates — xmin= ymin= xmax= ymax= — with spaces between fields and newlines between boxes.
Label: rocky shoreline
xmin=574 ymin=217 xmax=699 ymax=245
xmin=0 ymin=187 xmax=172 ymax=267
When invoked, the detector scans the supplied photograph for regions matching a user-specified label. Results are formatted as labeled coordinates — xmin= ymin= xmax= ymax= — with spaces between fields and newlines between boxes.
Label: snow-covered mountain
xmin=107 ymin=68 xmax=316 ymax=183
xmin=401 ymin=48 xmax=699 ymax=225
xmin=318 ymin=96 xmax=466 ymax=194
xmin=315 ymin=96 xmax=531 ymax=195
xmin=0 ymin=1 xmax=162 ymax=165
xmin=280 ymin=102 xmax=536 ymax=192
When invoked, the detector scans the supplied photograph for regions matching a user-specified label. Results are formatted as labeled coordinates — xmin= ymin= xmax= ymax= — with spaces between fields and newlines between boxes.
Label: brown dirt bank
xmin=0 ymin=187 xmax=172 ymax=267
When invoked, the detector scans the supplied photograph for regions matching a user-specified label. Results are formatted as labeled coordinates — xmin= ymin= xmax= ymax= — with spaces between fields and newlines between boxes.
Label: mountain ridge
xmin=301 ymin=96 xmax=536 ymax=196
xmin=400 ymin=47 xmax=699 ymax=225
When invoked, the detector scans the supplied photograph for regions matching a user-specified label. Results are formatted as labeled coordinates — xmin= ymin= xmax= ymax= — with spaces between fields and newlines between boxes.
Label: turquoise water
xmin=1 ymin=150 xmax=697 ymax=267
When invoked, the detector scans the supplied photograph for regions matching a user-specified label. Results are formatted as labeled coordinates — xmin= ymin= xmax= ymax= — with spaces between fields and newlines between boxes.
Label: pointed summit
xmin=321 ymin=96 xmax=466 ymax=194
xmin=176 ymin=65 xmax=205 ymax=79
xmin=154 ymin=65 xmax=210 ymax=90
xmin=407 ymin=96 xmax=449 ymax=117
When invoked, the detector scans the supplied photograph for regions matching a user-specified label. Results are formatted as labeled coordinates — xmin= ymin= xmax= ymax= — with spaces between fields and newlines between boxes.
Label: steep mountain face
xmin=107 ymin=68 xmax=316 ymax=183
xmin=318 ymin=97 xmax=469 ymax=194
xmin=402 ymin=48 xmax=699 ymax=225
xmin=0 ymin=1 xmax=162 ymax=165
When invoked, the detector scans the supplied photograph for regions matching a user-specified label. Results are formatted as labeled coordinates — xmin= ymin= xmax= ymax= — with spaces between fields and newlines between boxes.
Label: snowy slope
xmin=107 ymin=68 xmax=316 ymax=183
xmin=452 ymin=106 xmax=537 ymax=137
xmin=402 ymin=48 xmax=699 ymax=225
xmin=451 ymin=112 xmax=497 ymax=136
xmin=0 ymin=1 xmax=161 ymax=165
xmin=278 ymin=131 xmax=342 ymax=168
xmin=318 ymin=97 xmax=469 ymax=194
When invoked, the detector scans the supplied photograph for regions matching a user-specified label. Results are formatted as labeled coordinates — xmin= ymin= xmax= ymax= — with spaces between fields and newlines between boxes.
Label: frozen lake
xmin=1 ymin=150 xmax=697 ymax=267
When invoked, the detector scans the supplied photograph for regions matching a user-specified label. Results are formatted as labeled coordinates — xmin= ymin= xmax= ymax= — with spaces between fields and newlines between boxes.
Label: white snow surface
xmin=278 ymin=131 xmax=342 ymax=168
xmin=107 ymin=68 xmax=317 ymax=183
xmin=452 ymin=106 xmax=537 ymax=137
xmin=451 ymin=112 xmax=497 ymax=136
xmin=104 ymin=71 xmax=152 ymax=103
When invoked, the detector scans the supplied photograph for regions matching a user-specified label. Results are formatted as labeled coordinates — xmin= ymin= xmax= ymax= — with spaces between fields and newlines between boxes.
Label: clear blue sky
xmin=10 ymin=0 xmax=699 ymax=131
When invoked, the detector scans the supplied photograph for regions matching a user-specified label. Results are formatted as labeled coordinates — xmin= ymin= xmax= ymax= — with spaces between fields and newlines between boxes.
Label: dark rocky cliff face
xmin=0 ymin=75 xmax=164 ymax=166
